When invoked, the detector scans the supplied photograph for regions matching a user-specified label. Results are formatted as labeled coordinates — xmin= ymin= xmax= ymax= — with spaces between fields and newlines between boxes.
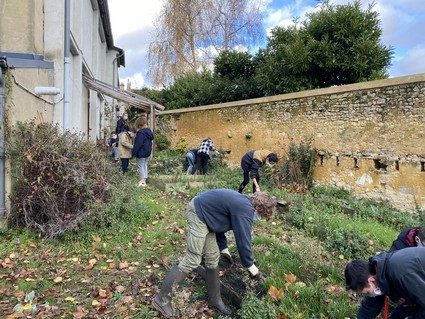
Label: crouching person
xmin=344 ymin=247 xmax=425 ymax=319
xmin=152 ymin=189 xmax=277 ymax=318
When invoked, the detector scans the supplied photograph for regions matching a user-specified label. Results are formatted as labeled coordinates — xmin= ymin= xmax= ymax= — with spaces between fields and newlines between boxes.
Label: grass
xmin=0 ymin=152 xmax=421 ymax=318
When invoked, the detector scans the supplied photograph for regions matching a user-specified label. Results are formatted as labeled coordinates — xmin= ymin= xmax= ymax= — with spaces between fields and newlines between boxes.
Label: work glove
xmin=220 ymin=249 xmax=233 ymax=264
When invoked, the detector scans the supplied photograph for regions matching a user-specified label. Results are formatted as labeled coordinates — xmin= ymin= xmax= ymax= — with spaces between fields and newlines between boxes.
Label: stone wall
xmin=158 ymin=74 xmax=425 ymax=212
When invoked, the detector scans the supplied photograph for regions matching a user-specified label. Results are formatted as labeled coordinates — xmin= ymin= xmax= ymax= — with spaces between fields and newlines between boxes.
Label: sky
xmin=108 ymin=0 xmax=425 ymax=89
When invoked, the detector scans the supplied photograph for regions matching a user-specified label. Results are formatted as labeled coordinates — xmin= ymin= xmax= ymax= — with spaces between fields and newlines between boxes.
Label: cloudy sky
xmin=108 ymin=0 xmax=425 ymax=89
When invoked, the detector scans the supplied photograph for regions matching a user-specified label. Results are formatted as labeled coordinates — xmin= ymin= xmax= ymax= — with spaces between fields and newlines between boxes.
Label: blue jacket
xmin=132 ymin=128 xmax=154 ymax=158
xmin=193 ymin=189 xmax=255 ymax=267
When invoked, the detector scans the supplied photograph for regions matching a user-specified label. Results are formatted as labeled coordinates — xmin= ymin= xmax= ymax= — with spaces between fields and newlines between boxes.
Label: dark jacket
xmin=358 ymin=248 xmax=425 ymax=319
xmin=241 ymin=150 xmax=271 ymax=179
xmin=116 ymin=118 xmax=129 ymax=135
xmin=389 ymin=227 xmax=421 ymax=252
xmin=193 ymin=189 xmax=255 ymax=268
xmin=132 ymin=128 xmax=154 ymax=158
xmin=358 ymin=227 xmax=422 ymax=318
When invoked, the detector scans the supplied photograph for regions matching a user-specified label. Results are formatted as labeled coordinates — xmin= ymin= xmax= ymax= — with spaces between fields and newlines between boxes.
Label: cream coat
xmin=118 ymin=132 xmax=133 ymax=158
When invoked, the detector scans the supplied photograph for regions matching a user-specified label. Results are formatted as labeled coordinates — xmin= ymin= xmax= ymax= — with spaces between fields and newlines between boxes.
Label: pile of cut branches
xmin=6 ymin=121 xmax=113 ymax=238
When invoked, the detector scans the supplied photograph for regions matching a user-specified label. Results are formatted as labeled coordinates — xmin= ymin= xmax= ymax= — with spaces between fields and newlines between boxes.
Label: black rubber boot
xmin=152 ymin=265 xmax=187 ymax=318
xmin=205 ymin=267 xmax=232 ymax=316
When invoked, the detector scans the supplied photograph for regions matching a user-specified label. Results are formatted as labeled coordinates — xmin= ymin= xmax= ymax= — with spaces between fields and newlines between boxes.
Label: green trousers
xmin=178 ymin=199 xmax=220 ymax=273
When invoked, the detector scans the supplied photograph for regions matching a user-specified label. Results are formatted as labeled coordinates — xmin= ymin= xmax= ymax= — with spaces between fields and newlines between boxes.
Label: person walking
xmin=152 ymin=189 xmax=278 ymax=318
xmin=132 ymin=116 xmax=154 ymax=187
xmin=238 ymin=150 xmax=278 ymax=193
xmin=118 ymin=129 xmax=134 ymax=173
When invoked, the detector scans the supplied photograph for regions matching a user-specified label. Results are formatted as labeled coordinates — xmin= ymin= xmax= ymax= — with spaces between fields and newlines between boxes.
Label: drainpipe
xmin=111 ymin=51 xmax=124 ymax=130
xmin=63 ymin=0 xmax=72 ymax=132
xmin=0 ymin=63 xmax=7 ymax=216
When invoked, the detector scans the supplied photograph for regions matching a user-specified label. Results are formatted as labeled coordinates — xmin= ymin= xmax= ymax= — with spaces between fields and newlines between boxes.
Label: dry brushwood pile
xmin=7 ymin=122 xmax=113 ymax=238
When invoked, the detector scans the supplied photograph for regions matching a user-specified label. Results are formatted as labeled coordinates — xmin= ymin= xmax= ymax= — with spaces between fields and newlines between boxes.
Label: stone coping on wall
xmin=159 ymin=73 xmax=425 ymax=115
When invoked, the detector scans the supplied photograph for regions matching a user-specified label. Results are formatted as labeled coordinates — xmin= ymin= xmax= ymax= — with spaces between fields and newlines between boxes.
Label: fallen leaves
xmin=175 ymin=227 xmax=185 ymax=234
xmin=325 ymin=284 xmax=344 ymax=295
xmin=72 ymin=306 xmax=88 ymax=318
xmin=53 ymin=276 xmax=63 ymax=284
xmin=161 ymin=256 xmax=171 ymax=268
xmin=84 ymin=258 xmax=97 ymax=270
xmin=284 ymin=273 xmax=297 ymax=283
xmin=1 ymin=258 xmax=14 ymax=268
xmin=268 ymin=285 xmax=284 ymax=300
xmin=118 ymin=261 xmax=129 ymax=270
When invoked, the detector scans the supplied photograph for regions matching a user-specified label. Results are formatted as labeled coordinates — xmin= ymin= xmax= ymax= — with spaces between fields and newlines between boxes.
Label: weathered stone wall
xmin=158 ymin=74 xmax=425 ymax=212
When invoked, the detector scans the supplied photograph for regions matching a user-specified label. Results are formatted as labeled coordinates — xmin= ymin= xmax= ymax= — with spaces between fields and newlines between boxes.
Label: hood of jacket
xmin=369 ymin=252 xmax=391 ymax=295
xmin=139 ymin=128 xmax=154 ymax=140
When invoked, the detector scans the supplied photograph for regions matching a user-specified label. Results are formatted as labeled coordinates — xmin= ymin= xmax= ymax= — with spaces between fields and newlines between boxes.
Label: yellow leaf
xmin=89 ymin=258 xmax=97 ymax=265
xmin=22 ymin=303 xmax=33 ymax=310
xmin=91 ymin=300 xmax=100 ymax=307
xmin=65 ymin=296 xmax=76 ymax=302
xmin=53 ymin=276 xmax=63 ymax=283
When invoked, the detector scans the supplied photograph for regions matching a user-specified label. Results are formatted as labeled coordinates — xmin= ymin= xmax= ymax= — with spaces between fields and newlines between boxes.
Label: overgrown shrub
xmin=266 ymin=141 xmax=316 ymax=191
xmin=174 ymin=137 xmax=189 ymax=155
xmin=6 ymin=121 xmax=113 ymax=238
xmin=155 ymin=131 xmax=171 ymax=151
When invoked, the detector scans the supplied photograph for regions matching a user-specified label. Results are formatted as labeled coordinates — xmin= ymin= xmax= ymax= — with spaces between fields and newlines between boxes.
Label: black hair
xmin=344 ymin=260 xmax=371 ymax=291
xmin=267 ymin=153 xmax=279 ymax=163
xmin=418 ymin=227 xmax=425 ymax=241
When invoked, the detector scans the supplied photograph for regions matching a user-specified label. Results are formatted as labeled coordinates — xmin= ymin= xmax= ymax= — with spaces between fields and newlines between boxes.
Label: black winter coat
xmin=116 ymin=118 xmax=129 ymax=135
xmin=358 ymin=248 xmax=425 ymax=319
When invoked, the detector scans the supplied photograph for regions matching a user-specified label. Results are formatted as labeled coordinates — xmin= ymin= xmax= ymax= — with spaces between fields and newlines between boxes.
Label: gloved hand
xmin=248 ymin=264 xmax=267 ymax=282
xmin=220 ymin=251 xmax=234 ymax=264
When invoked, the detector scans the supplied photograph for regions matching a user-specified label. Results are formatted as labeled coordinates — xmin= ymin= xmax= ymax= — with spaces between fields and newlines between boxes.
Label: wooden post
xmin=150 ymin=103 xmax=155 ymax=157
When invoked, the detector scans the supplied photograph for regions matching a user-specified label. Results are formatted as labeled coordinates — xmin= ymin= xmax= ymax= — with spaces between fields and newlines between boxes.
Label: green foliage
xmin=214 ymin=51 xmax=256 ymax=80
xmin=255 ymin=0 xmax=392 ymax=95
xmin=174 ymin=137 xmax=189 ymax=155
xmin=327 ymin=229 xmax=373 ymax=259
xmin=155 ymin=131 xmax=171 ymax=151
xmin=131 ymin=2 xmax=392 ymax=109
xmin=237 ymin=293 xmax=277 ymax=319
xmin=165 ymin=71 xmax=219 ymax=110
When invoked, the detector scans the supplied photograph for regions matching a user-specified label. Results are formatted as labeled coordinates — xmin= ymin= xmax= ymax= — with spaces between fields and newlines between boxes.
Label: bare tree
xmin=148 ymin=0 xmax=265 ymax=86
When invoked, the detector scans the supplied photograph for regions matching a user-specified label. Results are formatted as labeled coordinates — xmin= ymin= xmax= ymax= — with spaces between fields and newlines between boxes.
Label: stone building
xmin=0 ymin=0 xmax=126 ymax=215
